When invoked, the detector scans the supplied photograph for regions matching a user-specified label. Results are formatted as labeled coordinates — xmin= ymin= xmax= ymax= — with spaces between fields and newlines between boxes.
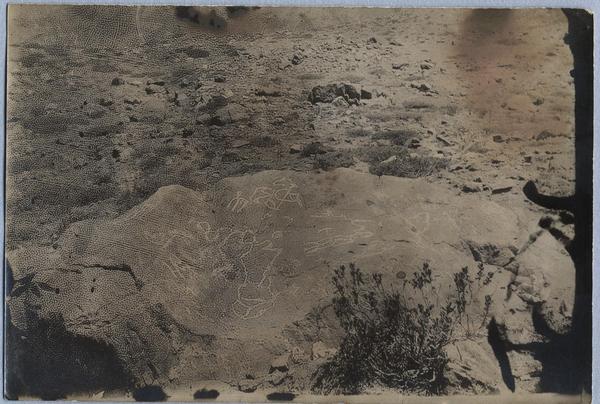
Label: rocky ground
xmin=5 ymin=6 xmax=581 ymax=401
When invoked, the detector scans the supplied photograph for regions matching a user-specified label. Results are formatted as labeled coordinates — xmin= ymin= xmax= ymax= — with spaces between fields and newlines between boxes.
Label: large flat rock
xmin=7 ymin=168 xmax=574 ymax=390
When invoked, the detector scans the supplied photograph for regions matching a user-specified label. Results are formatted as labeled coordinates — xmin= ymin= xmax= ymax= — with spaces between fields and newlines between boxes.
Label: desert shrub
xmin=312 ymin=263 xmax=493 ymax=395
xmin=301 ymin=142 xmax=328 ymax=157
xmin=314 ymin=151 xmax=354 ymax=170
xmin=370 ymin=154 xmax=448 ymax=178
xmin=360 ymin=146 xmax=448 ymax=178
xmin=371 ymin=129 xmax=418 ymax=146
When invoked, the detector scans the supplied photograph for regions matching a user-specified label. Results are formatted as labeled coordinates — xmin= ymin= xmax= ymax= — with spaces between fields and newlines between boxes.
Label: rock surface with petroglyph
xmin=6 ymin=168 xmax=574 ymax=391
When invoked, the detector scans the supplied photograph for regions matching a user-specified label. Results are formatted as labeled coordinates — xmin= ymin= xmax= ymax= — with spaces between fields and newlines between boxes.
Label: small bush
xmin=314 ymin=151 xmax=354 ymax=170
xmin=301 ymin=142 xmax=328 ymax=157
xmin=312 ymin=263 xmax=493 ymax=395
xmin=371 ymin=129 xmax=418 ymax=146
xmin=370 ymin=154 xmax=448 ymax=178
xmin=360 ymin=146 xmax=448 ymax=178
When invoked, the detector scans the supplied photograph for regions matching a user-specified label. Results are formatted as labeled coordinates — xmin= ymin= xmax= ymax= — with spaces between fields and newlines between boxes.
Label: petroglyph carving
xmin=227 ymin=177 xmax=303 ymax=213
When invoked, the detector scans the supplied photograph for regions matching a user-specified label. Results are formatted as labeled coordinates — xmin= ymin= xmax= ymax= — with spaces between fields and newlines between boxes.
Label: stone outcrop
xmin=6 ymin=168 xmax=575 ymax=394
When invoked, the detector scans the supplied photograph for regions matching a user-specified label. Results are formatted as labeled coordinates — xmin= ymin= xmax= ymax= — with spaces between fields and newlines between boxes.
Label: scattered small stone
xmin=270 ymin=354 xmax=290 ymax=373
xmin=360 ymin=88 xmax=372 ymax=100
xmin=291 ymin=54 xmax=303 ymax=65
xmin=145 ymin=87 xmax=157 ymax=95
xmin=238 ymin=378 xmax=259 ymax=393
xmin=436 ymin=135 xmax=452 ymax=146
xmin=98 ymin=98 xmax=113 ymax=107
xmin=367 ymin=37 xmax=378 ymax=44
xmin=255 ymin=87 xmax=282 ymax=97
xmin=331 ymin=96 xmax=349 ymax=108
xmin=266 ymin=370 xmax=287 ymax=386
xmin=491 ymin=185 xmax=513 ymax=195
xmin=381 ymin=155 xmax=398 ymax=165
xmin=462 ymin=183 xmax=481 ymax=193
xmin=535 ymin=130 xmax=559 ymax=140
xmin=86 ymin=106 xmax=106 ymax=119
xmin=533 ymin=98 xmax=544 ymax=106
xmin=195 ymin=113 xmax=211 ymax=125
xmin=493 ymin=135 xmax=504 ymax=143
xmin=392 ymin=63 xmax=408 ymax=70
xmin=311 ymin=341 xmax=337 ymax=360
xmin=410 ymin=82 xmax=434 ymax=93
xmin=420 ymin=62 xmax=433 ymax=70
xmin=408 ymin=138 xmax=421 ymax=149
xmin=231 ymin=139 xmax=250 ymax=148
xmin=289 ymin=144 xmax=303 ymax=154
xmin=124 ymin=97 xmax=141 ymax=105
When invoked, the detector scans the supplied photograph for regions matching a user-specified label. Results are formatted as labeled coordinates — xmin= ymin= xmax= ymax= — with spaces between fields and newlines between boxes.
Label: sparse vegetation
xmin=360 ymin=146 xmax=448 ymax=178
xmin=312 ymin=262 xmax=493 ymax=395
xmin=371 ymin=129 xmax=418 ymax=146
xmin=314 ymin=151 xmax=354 ymax=170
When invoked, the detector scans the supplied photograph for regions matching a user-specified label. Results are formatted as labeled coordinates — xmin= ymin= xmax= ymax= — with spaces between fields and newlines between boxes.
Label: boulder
xmin=7 ymin=168 xmax=566 ymax=392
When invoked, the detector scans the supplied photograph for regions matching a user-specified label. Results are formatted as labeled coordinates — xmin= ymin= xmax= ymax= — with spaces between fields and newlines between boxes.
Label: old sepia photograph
xmin=3 ymin=5 xmax=593 ymax=402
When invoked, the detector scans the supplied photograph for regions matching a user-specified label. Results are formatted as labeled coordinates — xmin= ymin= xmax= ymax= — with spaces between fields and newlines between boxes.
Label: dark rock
xmin=436 ymin=135 xmax=451 ymax=146
xmin=193 ymin=389 xmax=219 ymax=399
xmin=255 ymin=87 xmax=282 ymax=97
xmin=367 ymin=37 xmax=377 ymax=44
xmin=289 ymin=144 xmax=303 ymax=154
xmin=360 ymin=88 xmax=372 ymax=99
xmin=291 ymin=54 xmax=303 ymax=65
xmin=410 ymin=82 xmax=434 ymax=93
xmin=308 ymin=83 xmax=361 ymax=105
xmin=491 ymin=186 xmax=513 ymax=195
xmin=214 ymin=76 xmax=226 ymax=83
xmin=462 ymin=184 xmax=481 ymax=193
xmin=392 ymin=63 xmax=408 ymax=70
xmin=133 ymin=386 xmax=167 ymax=402
xmin=111 ymin=77 xmax=125 ymax=86
xmin=267 ymin=392 xmax=296 ymax=401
